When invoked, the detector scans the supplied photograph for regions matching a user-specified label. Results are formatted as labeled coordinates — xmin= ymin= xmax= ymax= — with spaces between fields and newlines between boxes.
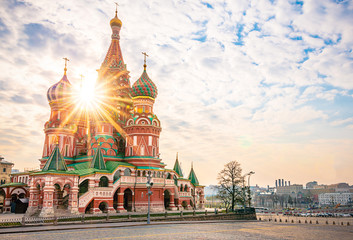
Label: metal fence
xmin=0 ymin=209 xmax=255 ymax=228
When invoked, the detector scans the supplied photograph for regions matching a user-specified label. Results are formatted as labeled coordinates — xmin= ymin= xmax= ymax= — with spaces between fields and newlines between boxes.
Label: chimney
xmin=288 ymin=181 xmax=291 ymax=186
xmin=279 ymin=179 xmax=281 ymax=187
xmin=285 ymin=181 xmax=287 ymax=186
xmin=275 ymin=180 xmax=278 ymax=188
xmin=282 ymin=179 xmax=284 ymax=187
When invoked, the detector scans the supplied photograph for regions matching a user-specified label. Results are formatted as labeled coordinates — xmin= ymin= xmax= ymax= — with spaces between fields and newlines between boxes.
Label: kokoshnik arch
xmin=0 ymin=8 xmax=205 ymax=216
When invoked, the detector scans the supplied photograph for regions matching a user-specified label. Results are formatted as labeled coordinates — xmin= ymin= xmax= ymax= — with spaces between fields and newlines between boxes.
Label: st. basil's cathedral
xmin=0 ymin=9 xmax=204 ymax=216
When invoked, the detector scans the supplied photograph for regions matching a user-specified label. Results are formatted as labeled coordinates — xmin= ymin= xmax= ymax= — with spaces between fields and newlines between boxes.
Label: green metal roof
xmin=0 ymin=182 xmax=27 ymax=188
xmin=136 ymin=166 xmax=163 ymax=170
xmin=188 ymin=165 xmax=199 ymax=186
xmin=66 ymin=161 xmax=135 ymax=177
xmin=42 ymin=145 xmax=68 ymax=171
xmin=90 ymin=146 xmax=106 ymax=170
xmin=173 ymin=153 xmax=183 ymax=177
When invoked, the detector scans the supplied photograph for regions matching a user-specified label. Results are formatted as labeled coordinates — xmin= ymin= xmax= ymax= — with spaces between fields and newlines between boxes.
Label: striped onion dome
xmin=47 ymin=73 xmax=72 ymax=104
xmin=131 ymin=69 xmax=158 ymax=99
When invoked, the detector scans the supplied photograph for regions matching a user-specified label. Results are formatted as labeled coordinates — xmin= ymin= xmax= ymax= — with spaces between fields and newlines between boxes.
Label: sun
xmin=75 ymin=78 xmax=97 ymax=109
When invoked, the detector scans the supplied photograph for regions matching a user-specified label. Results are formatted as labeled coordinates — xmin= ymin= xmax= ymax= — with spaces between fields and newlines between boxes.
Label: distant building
xmin=276 ymin=184 xmax=304 ymax=197
xmin=319 ymin=193 xmax=353 ymax=206
xmin=306 ymin=181 xmax=318 ymax=189
xmin=0 ymin=156 xmax=14 ymax=185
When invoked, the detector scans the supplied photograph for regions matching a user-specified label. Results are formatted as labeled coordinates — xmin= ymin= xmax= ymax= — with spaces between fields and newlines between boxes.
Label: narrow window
xmin=133 ymin=136 xmax=137 ymax=146
xmin=148 ymin=136 xmax=152 ymax=146
xmin=141 ymin=145 xmax=144 ymax=156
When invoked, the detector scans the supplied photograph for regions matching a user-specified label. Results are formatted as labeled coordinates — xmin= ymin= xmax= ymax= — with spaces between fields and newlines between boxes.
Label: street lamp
xmin=242 ymin=171 xmax=255 ymax=210
xmin=146 ymin=171 xmax=153 ymax=224
xmin=247 ymin=171 xmax=255 ymax=208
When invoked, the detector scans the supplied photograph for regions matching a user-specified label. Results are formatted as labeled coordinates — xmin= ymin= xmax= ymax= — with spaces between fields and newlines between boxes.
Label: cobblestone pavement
xmin=1 ymin=220 xmax=353 ymax=240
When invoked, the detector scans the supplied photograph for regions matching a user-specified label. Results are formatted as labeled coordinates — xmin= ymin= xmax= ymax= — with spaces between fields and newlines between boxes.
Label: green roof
xmin=188 ymin=165 xmax=199 ymax=186
xmin=90 ymin=146 xmax=106 ymax=170
xmin=0 ymin=182 xmax=27 ymax=188
xmin=136 ymin=166 xmax=163 ymax=170
xmin=173 ymin=153 xmax=183 ymax=177
xmin=42 ymin=145 xmax=68 ymax=171
xmin=66 ymin=161 xmax=135 ymax=177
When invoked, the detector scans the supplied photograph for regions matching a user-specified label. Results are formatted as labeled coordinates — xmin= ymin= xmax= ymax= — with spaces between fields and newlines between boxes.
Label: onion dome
xmin=110 ymin=9 xmax=122 ymax=27
xmin=47 ymin=63 xmax=72 ymax=104
xmin=131 ymin=66 xmax=158 ymax=99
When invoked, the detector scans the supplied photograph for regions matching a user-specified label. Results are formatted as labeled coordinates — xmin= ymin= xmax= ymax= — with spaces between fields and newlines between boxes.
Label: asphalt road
xmin=1 ymin=221 xmax=353 ymax=240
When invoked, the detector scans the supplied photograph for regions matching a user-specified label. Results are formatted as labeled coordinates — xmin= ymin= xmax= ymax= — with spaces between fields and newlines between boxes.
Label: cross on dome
xmin=142 ymin=52 xmax=149 ymax=70
xmin=115 ymin=2 xmax=119 ymax=15
xmin=63 ymin=57 xmax=69 ymax=75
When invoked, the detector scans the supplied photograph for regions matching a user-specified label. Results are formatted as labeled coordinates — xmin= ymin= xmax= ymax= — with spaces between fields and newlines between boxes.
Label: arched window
xmin=99 ymin=176 xmax=109 ymax=187
xmin=184 ymin=185 xmax=188 ymax=192
xmin=180 ymin=184 xmax=183 ymax=191
xmin=137 ymin=170 xmax=141 ymax=177
xmin=157 ymin=172 xmax=160 ymax=178
xmin=174 ymin=175 xmax=178 ymax=186
xmin=142 ymin=171 xmax=146 ymax=177
xmin=166 ymin=173 xmax=171 ymax=179
xmin=124 ymin=168 xmax=131 ymax=176
xmin=79 ymin=179 xmax=89 ymax=195
xmin=118 ymin=139 xmax=125 ymax=154
xmin=113 ymin=170 xmax=121 ymax=182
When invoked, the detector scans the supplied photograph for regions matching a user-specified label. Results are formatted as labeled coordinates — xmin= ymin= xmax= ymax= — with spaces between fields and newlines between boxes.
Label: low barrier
xmin=0 ymin=209 xmax=256 ymax=228
xmin=257 ymin=215 xmax=352 ymax=227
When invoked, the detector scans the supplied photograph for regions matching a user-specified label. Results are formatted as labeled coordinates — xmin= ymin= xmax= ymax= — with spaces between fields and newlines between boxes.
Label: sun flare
xmin=75 ymin=78 xmax=98 ymax=109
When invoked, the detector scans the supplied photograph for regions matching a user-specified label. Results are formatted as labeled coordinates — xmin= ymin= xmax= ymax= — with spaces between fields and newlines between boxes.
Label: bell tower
xmin=41 ymin=59 xmax=76 ymax=168
xmin=124 ymin=53 xmax=162 ymax=167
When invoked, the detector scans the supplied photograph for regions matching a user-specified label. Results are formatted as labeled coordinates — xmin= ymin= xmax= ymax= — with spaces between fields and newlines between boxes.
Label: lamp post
xmin=242 ymin=171 xmax=255 ymax=210
xmin=146 ymin=171 xmax=153 ymax=224
xmin=242 ymin=177 xmax=246 ymax=210
xmin=247 ymin=171 xmax=255 ymax=208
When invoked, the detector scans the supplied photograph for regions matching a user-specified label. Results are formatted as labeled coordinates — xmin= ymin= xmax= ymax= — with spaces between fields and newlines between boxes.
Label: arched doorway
xmin=99 ymin=176 xmax=109 ymax=187
xmin=62 ymin=184 xmax=71 ymax=209
xmin=53 ymin=183 xmax=64 ymax=210
xmin=182 ymin=201 xmax=188 ymax=209
xmin=123 ymin=189 xmax=132 ymax=212
xmin=11 ymin=194 xmax=17 ymax=213
xmin=190 ymin=199 xmax=194 ymax=209
xmin=99 ymin=202 xmax=108 ymax=213
xmin=113 ymin=171 xmax=121 ymax=183
xmin=164 ymin=190 xmax=170 ymax=209
xmin=79 ymin=180 xmax=89 ymax=196
xmin=113 ymin=187 xmax=120 ymax=211
xmin=85 ymin=200 xmax=93 ymax=214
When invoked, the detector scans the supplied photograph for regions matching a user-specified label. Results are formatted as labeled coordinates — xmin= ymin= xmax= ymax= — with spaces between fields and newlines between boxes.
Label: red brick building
xmin=0 ymin=9 xmax=204 ymax=216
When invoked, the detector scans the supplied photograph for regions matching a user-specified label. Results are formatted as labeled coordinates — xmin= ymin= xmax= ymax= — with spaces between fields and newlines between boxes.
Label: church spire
xmin=42 ymin=144 xmax=68 ymax=171
xmin=99 ymin=6 xmax=126 ymax=74
xmin=173 ymin=152 xmax=183 ymax=177
xmin=90 ymin=145 xmax=106 ymax=170
xmin=188 ymin=162 xmax=199 ymax=186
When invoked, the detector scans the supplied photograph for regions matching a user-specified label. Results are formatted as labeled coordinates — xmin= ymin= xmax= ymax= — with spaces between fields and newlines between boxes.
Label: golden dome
xmin=110 ymin=12 xmax=122 ymax=27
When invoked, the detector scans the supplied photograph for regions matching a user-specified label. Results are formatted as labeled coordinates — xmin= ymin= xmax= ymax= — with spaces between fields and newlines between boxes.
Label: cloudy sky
xmin=0 ymin=0 xmax=352 ymax=187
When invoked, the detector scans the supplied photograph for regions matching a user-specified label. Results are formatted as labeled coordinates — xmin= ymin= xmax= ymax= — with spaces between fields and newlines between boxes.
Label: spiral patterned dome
xmin=131 ymin=70 xmax=158 ymax=99
xmin=47 ymin=74 xmax=72 ymax=104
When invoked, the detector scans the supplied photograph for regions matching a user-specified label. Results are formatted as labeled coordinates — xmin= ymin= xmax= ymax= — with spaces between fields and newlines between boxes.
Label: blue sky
xmin=0 ymin=0 xmax=353 ymax=187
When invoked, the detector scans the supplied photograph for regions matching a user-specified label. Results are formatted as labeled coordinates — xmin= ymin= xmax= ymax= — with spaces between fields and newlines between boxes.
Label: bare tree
xmin=217 ymin=160 xmax=243 ymax=211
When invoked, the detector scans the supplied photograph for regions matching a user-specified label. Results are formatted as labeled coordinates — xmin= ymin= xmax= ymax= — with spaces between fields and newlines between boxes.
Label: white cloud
xmin=0 ymin=0 xmax=352 ymax=186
